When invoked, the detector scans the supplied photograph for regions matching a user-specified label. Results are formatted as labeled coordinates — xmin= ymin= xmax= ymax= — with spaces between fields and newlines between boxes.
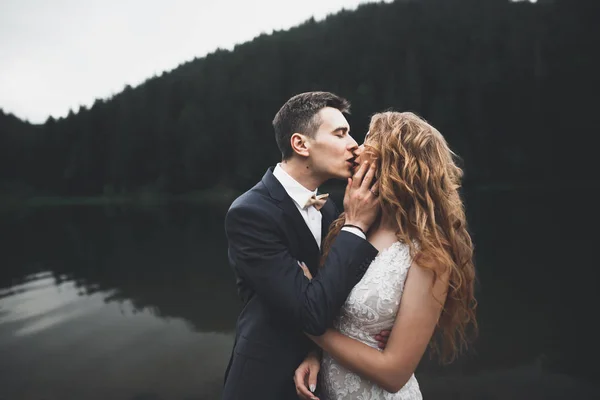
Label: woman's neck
xmin=378 ymin=208 xmax=397 ymax=231
xmin=367 ymin=208 xmax=398 ymax=251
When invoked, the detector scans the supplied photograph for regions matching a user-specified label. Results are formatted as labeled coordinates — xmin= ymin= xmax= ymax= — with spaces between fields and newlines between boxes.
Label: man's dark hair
xmin=273 ymin=91 xmax=351 ymax=160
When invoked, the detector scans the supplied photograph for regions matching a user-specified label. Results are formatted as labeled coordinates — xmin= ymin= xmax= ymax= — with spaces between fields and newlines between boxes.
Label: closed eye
xmin=334 ymin=127 xmax=349 ymax=137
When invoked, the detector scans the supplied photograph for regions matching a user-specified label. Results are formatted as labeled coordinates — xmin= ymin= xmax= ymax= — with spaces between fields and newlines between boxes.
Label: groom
xmin=222 ymin=91 xmax=380 ymax=399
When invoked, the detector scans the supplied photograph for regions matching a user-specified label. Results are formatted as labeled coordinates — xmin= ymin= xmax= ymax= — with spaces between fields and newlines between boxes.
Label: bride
xmin=295 ymin=111 xmax=477 ymax=400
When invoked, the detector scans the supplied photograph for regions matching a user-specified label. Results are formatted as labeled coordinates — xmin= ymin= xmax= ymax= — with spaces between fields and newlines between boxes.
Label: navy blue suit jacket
xmin=222 ymin=167 xmax=378 ymax=400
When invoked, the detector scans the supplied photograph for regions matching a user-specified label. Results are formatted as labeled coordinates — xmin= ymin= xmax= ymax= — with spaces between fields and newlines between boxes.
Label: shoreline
xmin=0 ymin=189 xmax=240 ymax=209
xmin=0 ymin=181 xmax=593 ymax=209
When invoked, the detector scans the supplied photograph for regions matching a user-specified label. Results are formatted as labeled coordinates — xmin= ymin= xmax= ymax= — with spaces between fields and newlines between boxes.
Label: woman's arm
xmin=307 ymin=261 xmax=449 ymax=393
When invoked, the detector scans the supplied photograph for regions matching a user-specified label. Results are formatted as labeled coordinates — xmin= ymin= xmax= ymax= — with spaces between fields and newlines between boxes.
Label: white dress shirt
xmin=272 ymin=164 xmax=365 ymax=250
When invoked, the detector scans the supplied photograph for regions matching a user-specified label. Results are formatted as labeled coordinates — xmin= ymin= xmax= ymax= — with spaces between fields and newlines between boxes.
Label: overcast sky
xmin=0 ymin=0 xmax=393 ymax=123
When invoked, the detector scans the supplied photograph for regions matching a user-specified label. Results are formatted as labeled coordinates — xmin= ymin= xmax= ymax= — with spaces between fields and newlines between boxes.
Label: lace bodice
xmin=321 ymin=241 xmax=422 ymax=399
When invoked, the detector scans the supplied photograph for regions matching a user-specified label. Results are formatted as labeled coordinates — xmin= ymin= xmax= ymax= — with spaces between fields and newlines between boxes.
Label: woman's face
xmin=353 ymin=131 xmax=375 ymax=171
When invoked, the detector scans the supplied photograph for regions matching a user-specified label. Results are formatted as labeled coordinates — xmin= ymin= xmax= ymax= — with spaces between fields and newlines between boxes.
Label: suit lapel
xmin=320 ymin=199 xmax=336 ymax=249
xmin=262 ymin=168 xmax=320 ymax=267
xmin=279 ymin=195 xmax=321 ymax=259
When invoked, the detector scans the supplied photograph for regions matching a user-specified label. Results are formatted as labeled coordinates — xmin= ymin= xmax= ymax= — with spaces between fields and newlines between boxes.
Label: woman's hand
xmin=299 ymin=261 xmax=313 ymax=280
xmin=375 ymin=329 xmax=391 ymax=349
xmin=294 ymin=351 xmax=321 ymax=400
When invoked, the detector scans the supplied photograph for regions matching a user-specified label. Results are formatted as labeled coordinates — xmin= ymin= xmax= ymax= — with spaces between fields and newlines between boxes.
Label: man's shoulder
xmin=225 ymin=180 xmax=284 ymax=232
xmin=228 ymin=180 xmax=274 ymax=213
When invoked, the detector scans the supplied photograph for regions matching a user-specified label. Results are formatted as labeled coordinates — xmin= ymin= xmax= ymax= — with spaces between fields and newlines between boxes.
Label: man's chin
xmin=326 ymin=167 xmax=354 ymax=181
xmin=338 ymin=169 xmax=354 ymax=179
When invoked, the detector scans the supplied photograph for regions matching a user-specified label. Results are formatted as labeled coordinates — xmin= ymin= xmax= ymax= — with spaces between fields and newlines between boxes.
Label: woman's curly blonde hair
xmin=322 ymin=111 xmax=477 ymax=363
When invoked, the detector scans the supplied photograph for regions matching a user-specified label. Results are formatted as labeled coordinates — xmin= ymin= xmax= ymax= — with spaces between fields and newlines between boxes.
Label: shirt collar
xmin=273 ymin=163 xmax=318 ymax=209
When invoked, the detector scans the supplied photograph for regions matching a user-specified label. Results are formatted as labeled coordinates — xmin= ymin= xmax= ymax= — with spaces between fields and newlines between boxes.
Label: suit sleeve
xmin=225 ymin=204 xmax=378 ymax=336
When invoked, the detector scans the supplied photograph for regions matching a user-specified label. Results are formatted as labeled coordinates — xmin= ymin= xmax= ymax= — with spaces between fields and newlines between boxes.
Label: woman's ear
xmin=290 ymin=133 xmax=310 ymax=157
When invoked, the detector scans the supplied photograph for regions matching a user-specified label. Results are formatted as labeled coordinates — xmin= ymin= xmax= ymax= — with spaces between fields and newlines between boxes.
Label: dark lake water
xmin=1 ymin=188 xmax=598 ymax=400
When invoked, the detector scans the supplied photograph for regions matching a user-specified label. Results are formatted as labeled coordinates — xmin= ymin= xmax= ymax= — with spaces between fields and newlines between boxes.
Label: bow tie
xmin=304 ymin=193 xmax=329 ymax=211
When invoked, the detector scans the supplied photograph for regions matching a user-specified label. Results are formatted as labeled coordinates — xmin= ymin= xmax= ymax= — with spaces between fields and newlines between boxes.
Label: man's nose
xmin=347 ymin=135 xmax=359 ymax=151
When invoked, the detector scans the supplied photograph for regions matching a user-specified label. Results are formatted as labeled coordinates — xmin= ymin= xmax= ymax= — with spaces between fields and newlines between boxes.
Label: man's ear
xmin=290 ymin=133 xmax=310 ymax=157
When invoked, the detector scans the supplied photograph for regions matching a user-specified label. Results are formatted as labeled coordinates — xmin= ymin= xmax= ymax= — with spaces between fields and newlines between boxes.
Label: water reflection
xmin=1 ymin=204 xmax=240 ymax=333
xmin=0 ymin=204 xmax=239 ymax=400
xmin=414 ymin=188 xmax=599 ymax=399
xmin=0 ymin=190 xmax=598 ymax=399
xmin=2 ymin=273 xmax=98 ymax=337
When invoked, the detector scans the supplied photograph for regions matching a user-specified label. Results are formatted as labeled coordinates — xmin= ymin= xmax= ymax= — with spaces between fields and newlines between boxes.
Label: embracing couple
xmin=222 ymin=91 xmax=477 ymax=400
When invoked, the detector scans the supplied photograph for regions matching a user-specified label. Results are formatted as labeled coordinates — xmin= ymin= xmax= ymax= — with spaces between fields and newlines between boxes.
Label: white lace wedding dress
xmin=321 ymin=241 xmax=423 ymax=400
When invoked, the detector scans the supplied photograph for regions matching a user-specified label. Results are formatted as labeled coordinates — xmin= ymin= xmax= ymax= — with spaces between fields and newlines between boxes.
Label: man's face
xmin=307 ymin=107 xmax=358 ymax=180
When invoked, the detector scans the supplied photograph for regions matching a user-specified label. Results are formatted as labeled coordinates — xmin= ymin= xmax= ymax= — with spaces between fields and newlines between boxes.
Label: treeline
xmin=0 ymin=0 xmax=596 ymax=197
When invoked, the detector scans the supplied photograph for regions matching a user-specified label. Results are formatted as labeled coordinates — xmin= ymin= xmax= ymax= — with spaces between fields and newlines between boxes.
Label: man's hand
xmin=294 ymin=351 xmax=321 ymax=400
xmin=374 ymin=329 xmax=391 ymax=349
xmin=343 ymin=161 xmax=380 ymax=233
